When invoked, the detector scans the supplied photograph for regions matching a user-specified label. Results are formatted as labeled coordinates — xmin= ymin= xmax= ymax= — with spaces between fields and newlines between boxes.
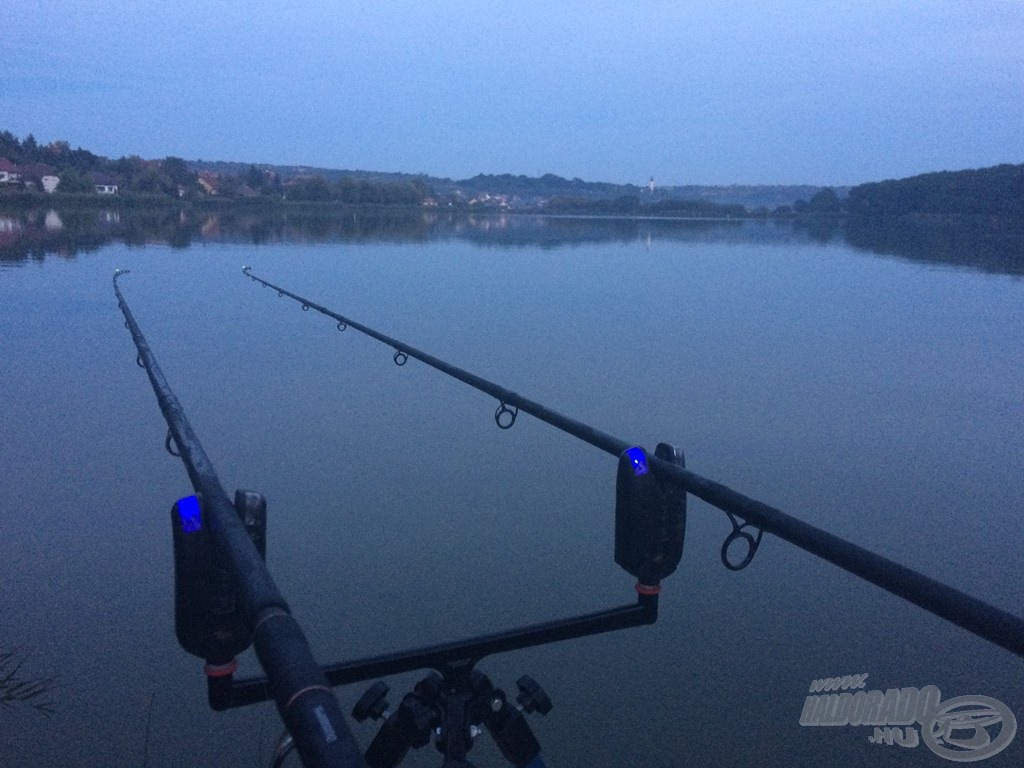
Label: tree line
xmin=544 ymin=194 xmax=746 ymax=218
xmin=843 ymin=164 xmax=1023 ymax=219
xmin=4 ymin=130 xmax=1021 ymax=219
xmin=790 ymin=164 xmax=1024 ymax=220
xmin=0 ymin=131 xmax=430 ymax=205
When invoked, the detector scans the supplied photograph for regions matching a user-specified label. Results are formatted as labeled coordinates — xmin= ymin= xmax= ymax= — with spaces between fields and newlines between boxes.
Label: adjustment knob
xmin=352 ymin=681 xmax=390 ymax=722
xmin=515 ymin=675 xmax=552 ymax=715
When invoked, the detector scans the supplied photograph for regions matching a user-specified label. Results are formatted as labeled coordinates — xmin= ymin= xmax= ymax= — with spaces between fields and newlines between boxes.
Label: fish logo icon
xmin=922 ymin=695 xmax=1017 ymax=762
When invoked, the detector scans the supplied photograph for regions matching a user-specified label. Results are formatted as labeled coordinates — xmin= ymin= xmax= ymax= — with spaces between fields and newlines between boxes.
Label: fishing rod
xmin=115 ymin=270 xmax=368 ymax=768
xmin=241 ymin=265 xmax=1024 ymax=661
xmin=118 ymin=268 xmax=692 ymax=768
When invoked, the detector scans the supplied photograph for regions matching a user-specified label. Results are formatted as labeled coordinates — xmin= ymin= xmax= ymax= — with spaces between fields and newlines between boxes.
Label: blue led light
xmin=625 ymin=447 xmax=648 ymax=476
xmin=177 ymin=495 xmax=202 ymax=533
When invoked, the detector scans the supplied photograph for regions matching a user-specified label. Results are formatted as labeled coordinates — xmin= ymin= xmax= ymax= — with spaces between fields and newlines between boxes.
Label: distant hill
xmin=185 ymin=159 xmax=430 ymax=187
xmin=658 ymin=184 xmax=846 ymax=209
xmin=845 ymin=163 xmax=1024 ymax=219
xmin=2 ymin=128 xmax=1016 ymax=214
xmin=187 ymin=161 xmax=836 ymax=209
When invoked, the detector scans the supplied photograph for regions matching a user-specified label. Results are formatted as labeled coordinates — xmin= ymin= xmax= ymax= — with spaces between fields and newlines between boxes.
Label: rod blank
xmin=242 ymin=265 xmax=1024 ymax=660
xmin=115 ymin=270 xmax=367 ymax=768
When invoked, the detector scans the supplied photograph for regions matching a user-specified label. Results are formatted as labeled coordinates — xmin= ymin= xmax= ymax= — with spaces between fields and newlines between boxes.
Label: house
xmin=198 ymin=171 xmax=219 ymax=195
xmin=91 ymin=172 xmax=119 ymax=195
xmin=0 ymin=158 xmax=22 ymax=184
xmin=19 ymin=163 xmax=60 ymax=193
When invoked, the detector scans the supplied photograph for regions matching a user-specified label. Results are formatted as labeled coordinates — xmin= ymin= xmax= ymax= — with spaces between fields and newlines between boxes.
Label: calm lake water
xmin=2 ymin=214 xmax=1022 ymax=767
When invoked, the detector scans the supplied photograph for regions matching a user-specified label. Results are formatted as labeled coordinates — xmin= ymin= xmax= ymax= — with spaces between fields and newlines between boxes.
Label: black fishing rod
xmin=114 ymin=270 xmax=368 ymax=768
xmin=242 ymin=265 xmax=1024 ymax=660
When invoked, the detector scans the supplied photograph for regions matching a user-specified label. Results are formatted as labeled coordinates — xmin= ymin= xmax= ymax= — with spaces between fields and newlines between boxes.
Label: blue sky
xmin=3 ymin=1 xmax=1023 ymax=185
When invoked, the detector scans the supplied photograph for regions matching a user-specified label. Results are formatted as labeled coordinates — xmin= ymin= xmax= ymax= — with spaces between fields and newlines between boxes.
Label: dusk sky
xmin=3 ymin=1 xmax=1023 ymax=186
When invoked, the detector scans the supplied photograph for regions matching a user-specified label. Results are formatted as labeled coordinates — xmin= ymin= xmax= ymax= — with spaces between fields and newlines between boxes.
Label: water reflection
xmin=0 ymin=205 xmax=1021 ymax=277
xmin=845 ymin=216 xmax=1024 ymax=276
